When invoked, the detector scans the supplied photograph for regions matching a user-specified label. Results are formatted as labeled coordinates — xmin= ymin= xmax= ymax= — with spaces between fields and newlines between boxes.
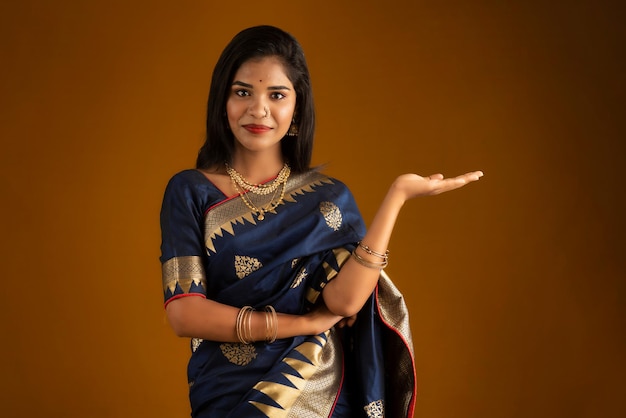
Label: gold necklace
xmin=226 ymin=163 xmax=290 ymax=195
xmin=226 ymin=163 xmax=291 ymax=221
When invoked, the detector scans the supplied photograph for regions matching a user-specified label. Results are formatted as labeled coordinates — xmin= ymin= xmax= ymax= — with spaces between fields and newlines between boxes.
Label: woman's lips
xmin=243 ymin=124 xmax=272 ymax=134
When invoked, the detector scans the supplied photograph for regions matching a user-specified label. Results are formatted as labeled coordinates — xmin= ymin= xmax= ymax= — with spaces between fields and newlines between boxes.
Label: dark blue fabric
xmin=160 ymin=169 xmax=412 ymax=417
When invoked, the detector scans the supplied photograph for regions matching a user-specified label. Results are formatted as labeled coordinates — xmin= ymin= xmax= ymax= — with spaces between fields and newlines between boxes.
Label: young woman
xmin=160 ymin=25 xmax=483 ymax=417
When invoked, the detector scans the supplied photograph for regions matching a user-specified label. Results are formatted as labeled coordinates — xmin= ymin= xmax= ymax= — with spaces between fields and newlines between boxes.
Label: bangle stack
xmin=235 ymin=305 xmax=278 ymax=344
xmin=236 ymin=305 xmax=254 ymax=344
xmin=264 ymin=305 xmax=278 ymax=344
xmin=351 ymin=241 xmax=389 ymax=270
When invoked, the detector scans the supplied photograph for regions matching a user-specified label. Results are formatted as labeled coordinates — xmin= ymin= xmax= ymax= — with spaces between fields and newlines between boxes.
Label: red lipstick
xmin=243 ymin=124 xmax=272 ymax=134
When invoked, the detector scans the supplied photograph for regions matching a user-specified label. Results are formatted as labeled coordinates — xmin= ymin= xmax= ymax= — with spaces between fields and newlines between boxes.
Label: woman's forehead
xmin=233 ymin=57 xmax=292 ymax=85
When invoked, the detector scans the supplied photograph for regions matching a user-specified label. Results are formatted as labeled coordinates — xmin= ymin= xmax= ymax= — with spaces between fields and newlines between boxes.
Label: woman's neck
xmin=230 ymin=153 xmax=285 ymax=184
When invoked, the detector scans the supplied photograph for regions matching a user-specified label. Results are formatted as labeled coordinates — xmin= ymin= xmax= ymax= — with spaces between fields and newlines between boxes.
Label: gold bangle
xmin=264 ymin=306 xmax=271 ymax=342
xmin=351 ymin=251 xmax=388 ymax=269
xmin=236 ymin=306 xmax=245 ymax=343
xmin=245 ymin=306 xmax=254 ymax=344
xmin=358 ymin=241 xmax=389 ymax=260
xmin=236 ymin=306 xmax=254 ymax=344
xmin=264 ymin=305 xmax=277 ymax=344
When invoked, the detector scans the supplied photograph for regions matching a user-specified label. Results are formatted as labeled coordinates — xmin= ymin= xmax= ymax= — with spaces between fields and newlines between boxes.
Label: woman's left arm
xmin=322 ymin=171 xmax=483 ymax=317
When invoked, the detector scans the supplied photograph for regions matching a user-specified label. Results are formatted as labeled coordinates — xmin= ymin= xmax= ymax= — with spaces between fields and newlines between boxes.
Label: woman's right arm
xmin=165 ymin=296 xmax=343 ymax=342
xmin=161 ymin=172 xmax=344 ymax=343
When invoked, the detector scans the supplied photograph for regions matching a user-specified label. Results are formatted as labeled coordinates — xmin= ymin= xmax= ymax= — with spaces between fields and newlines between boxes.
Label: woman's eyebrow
xmin=232 ymin=81 xmax=253 ymax=88
xmin=268 ymin=85 xmax=291 ymax=91
xmin=232 ymin=81 xmax=292 ymax=91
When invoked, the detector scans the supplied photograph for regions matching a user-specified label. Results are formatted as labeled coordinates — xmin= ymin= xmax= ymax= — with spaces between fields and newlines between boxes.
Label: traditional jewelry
xmin=351 ymin=241 xmax=389 ymax=270
xmin=226 ymin=163 xmax=291 ymax=221
xmin=286 ymin=113 xmax=298 ymax=137
xmin=236 ymin=306 xmax=255 ymax=344
xmin=358 ymin=242 xmax=389 ymax=259
xmin=286 ymin=121 xmax=298 ymax=137
xmin=226 ymin=163 xmax=290 ymax=195
xmin=245 ymin=305 xmax=254 ymax=343
xmin=235 ymin=305 xmax=278 ymax=344
xmin=264 ymin=305 xmax=278 ymax=344
xmin=351 ymin=251 xmax=388 ymax=269
xmin=263 ymin=106 xmax=270 ymax=118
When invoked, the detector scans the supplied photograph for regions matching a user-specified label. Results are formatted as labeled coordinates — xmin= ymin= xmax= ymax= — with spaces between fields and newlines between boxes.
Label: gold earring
xmin=287 ymin=124 xmax=298 ymax=137
xmin=287 ymin=115 xmax=298 ymax=137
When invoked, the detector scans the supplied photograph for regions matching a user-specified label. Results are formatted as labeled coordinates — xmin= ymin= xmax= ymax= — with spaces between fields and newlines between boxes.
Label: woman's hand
xmin=391 ymin=171 xmax=484 ymax=203
xmin=304 ymin=303 xmax=345 ymax=335
xmin=322 ymin=169 xmax=484 ymax=318
xmin=336 ymin=314 xmax=358 ymax=328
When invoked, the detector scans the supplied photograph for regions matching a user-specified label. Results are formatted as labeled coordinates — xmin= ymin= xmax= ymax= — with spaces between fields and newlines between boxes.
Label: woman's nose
xmin=248 ymin=98 xmax=270 ymax=119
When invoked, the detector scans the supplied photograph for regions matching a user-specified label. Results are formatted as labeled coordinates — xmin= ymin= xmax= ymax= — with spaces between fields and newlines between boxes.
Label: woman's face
xmin=226 ymin=56 xmax=296 ymax=158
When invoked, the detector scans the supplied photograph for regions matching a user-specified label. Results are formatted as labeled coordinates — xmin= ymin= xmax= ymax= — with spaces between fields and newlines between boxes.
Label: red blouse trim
xmin=163 ymin=292 xmax=206 ymax=309
xmin=197 ymin=169 xmax=282 ymax=214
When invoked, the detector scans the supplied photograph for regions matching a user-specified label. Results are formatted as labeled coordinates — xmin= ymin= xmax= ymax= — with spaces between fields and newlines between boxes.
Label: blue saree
xmin=160 ymin=169 xmax=416 ymax=417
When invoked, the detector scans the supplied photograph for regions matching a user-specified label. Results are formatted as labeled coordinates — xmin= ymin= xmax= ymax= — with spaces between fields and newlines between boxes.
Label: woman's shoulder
xmin=166 ymin=169 xmax=209 ymax=186
xmin=163 ymin=169 xmax=225 ymax=204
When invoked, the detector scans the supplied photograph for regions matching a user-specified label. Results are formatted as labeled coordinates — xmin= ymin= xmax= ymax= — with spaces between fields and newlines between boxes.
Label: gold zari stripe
xmin=376 ymin=270 xmax=416 ymax=416
xmin=162 ymin=255 xmax=207 ymax=294
xmin=249 ymin=330 xmax=342 ymax=418
xmin=204 ymin=172 xmax=335 ymax=255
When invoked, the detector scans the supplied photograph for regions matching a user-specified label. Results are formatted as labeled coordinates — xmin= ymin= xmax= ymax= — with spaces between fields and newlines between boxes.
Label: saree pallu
xmin=160 ymin=169 xmax=416 ymax=417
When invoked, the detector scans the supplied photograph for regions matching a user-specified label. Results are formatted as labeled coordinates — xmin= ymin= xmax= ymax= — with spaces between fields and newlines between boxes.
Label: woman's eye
xmin=235 ymin=90 xmax=250 ymax=97
xmin=271 ymin=92 xmax=286 ymax=100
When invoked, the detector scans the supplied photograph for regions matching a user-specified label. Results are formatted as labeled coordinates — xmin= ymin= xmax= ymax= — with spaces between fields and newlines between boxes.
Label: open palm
xmin=394 ymin=171 xmax=484 ymax=201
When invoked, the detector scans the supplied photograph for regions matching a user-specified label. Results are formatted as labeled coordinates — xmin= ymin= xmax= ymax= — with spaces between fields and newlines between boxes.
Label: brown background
xmin=1 ymin=0 xmax=624 ymax=417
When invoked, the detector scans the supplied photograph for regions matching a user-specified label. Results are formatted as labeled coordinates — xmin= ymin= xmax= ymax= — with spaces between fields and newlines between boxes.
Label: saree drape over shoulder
xmin=160 ymin=169 xmax=416 ymax=418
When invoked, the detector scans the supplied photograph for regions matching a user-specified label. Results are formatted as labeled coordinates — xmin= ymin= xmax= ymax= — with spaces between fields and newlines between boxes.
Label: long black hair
xmin=196 ymin=25 xmax=315 ymax=173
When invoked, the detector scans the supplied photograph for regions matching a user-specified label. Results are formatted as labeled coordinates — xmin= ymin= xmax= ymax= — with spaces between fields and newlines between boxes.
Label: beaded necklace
xmin=225 ymin=163 xmax=291 ymax=221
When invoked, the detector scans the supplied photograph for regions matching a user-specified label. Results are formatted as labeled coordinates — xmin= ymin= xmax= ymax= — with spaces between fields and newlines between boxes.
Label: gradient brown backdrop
xmin=1 ymin=1 xmax=624 ymax=417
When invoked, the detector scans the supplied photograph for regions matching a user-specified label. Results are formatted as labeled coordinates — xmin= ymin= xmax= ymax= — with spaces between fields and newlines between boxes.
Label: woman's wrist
xmin=300 ymin=311 xmax=321 ymax=335
xmin=386 ymin=179 xmax=410 ymax=208
xmin=274 ymin=312 xmax=307 ymax=339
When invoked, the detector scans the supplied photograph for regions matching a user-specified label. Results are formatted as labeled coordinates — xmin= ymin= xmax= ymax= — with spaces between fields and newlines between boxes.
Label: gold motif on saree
xmin=204 ymin=172 xmax=334 ymax=255
xmin=291 ymin=267 xmax=308 ymax=288
xmin=161 ymin=256 xmax=206 ymax=294
xmin=191 ymin=338 xmax=203 ymax=353
xmin=363 ymin=399 xmax=385 ymax=418
xmin=249 ymin=331 xmax=341 ymax=418
xmin=291 ymin=258 xmax=300 ymax=268
xmin=364 ymin=399 xmax=385 ymax=417
xmin=234 ymin=255 xmax=263 ymax=279
xmin=319 ymin=201 xmax=342 ymax=231
xmin=220 ymin=342 xmax=257 ymax=366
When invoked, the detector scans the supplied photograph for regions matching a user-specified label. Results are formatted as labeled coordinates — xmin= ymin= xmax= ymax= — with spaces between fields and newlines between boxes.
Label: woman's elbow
xmin=325 ymin=297 xmax=362 ymax=318
xmin=165 ymin=303 xmax=193 ymax=338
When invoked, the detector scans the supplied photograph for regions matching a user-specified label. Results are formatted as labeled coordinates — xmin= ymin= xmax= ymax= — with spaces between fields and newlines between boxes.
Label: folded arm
xmin=166 ymin=295 xmax=343 ymax=342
